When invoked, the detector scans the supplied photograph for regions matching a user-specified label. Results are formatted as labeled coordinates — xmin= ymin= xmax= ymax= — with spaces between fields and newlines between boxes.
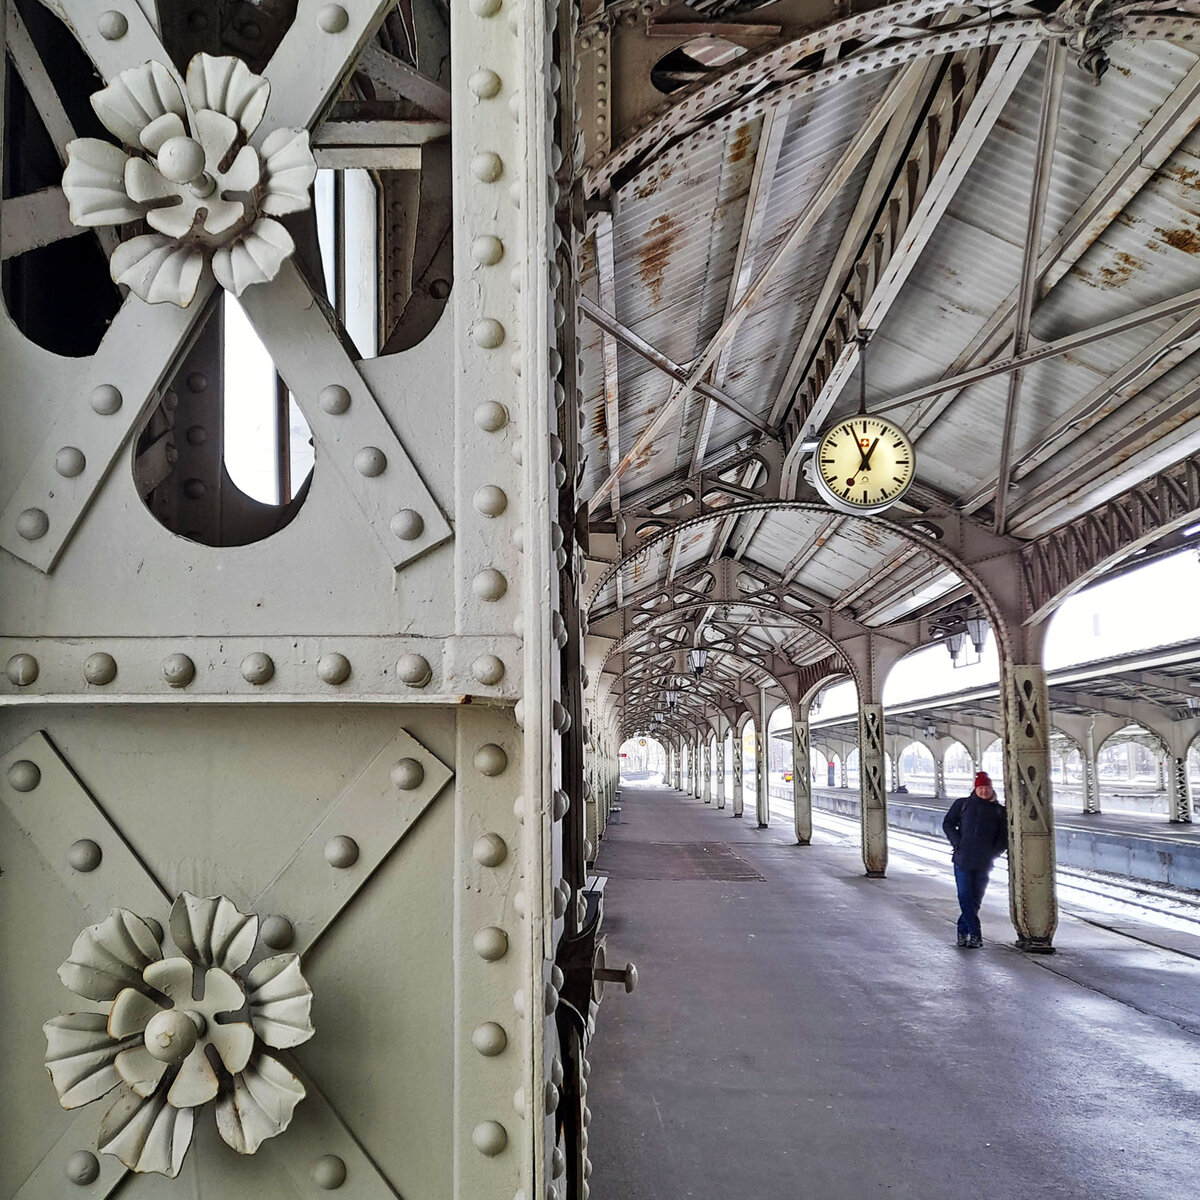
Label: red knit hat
xmin=974 ymin=771 xmax=992 ymax=788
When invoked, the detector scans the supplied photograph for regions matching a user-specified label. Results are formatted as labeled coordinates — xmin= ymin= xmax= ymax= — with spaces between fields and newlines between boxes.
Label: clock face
xmin=812 ymin=416 xmax=915 ymax=514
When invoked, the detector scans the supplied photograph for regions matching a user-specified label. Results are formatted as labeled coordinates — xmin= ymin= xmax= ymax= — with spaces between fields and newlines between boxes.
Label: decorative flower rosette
xmin=61 ymin=53 xmax=316 ymax=306
xmin=43 ymin=893 xmax=314 ymax=1177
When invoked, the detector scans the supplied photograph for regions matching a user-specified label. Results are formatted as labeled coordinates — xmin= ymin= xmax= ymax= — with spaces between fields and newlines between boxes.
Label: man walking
xmin=942 ymin=771 xmax=1008 ymax=948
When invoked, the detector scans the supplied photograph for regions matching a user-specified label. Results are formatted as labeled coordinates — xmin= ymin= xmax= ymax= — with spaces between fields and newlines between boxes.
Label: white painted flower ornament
xmin=44 ymin=893 xmax=314 ymax=1176
xmin=61 ymin=54 xmax=316 ymax=306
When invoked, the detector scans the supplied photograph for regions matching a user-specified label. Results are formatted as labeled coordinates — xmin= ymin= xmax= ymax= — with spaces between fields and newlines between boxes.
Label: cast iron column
xmin=732 ymin=734 xmax=744 ymax=817
xmin=859 ymin=703 xmax=887 ymax=876
xmin=793 ymin=710 xmax=812 ymax=844
xmin=716 ymin=738 xmax=726 ymax=809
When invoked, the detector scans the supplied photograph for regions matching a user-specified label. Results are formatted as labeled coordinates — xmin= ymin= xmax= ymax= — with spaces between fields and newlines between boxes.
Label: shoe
xmin=956 ymin=934 xmax=968 ymax=947
xmin=966 ymin=936 xmax=982 ymax=949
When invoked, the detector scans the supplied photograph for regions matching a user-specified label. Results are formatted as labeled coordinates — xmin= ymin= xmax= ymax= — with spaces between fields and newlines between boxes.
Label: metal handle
xmin=594 ymin=962 xmax=637 ymax=994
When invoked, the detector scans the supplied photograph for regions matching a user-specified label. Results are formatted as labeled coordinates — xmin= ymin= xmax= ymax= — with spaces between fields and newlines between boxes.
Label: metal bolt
xmin=469 ymin=69 xmax=502 ymax=99
xmin=472 ymin=654 xmax=505 ymax=685
xmin=391 ymin=757 xmax=425 ymax=790
xmin=65 ymin=1150 xmax=100 ymax=1185
xmin=55 ymin=447 xmax=86 ymax=477
xmin=473 ymin=833 xmax=508 ymax=867
xmin=473 ymin=569 xmax=508 ymax=601
xmin=471 ymin=234 xmax=505 ymax=265
xmin=473 ymin=925 xmax=508 ymax=961
xmin=16 ymin=508 xmax=49 ymax=541
xmin=84 ymin=652 xmax=118 ymax=686
xmin=473 ymin=743 xmax=508 ymax=776
xmin=6 ymin=653 xmax=39 ymax=685
xmin=162 ymin=653 xmax=195 ymax=688
xmin=319 ymin=384 xmax=351 ymax=414
xmin=391 ymin=509 xmax=424 ymax=540
xmin=395 ymin=653 xmax=432 ymax=687
xmin=472 ymin=1121 xmax=507 ymax=1157
xmin=323 ymin=835 xmax=359 ymax=869
xmin=471 ymin=152 xmax=504 ymax=182
xmin=241 ymin=652 xmax=275 ymax=685
xmin=354 ymin=447 xmax=387 ymax=477
xmin=472 ymin=318 xmax=506 ymax=349
xmin=260 ymin=915 xmax=295 ymax=950
xmin=311 ymin=1154 xmax=347 ymax=1189
xmin=90 ymin=384 xmax=122 ymax=414
xmin=316 ymin=4 xmax=349 ymax=33
xmin=471 ymin=1021 xmax=508 ymax=1056
xmin=68 ymin=838 xmax=102 ymax=872
xmin=7 ymin=760 xmax=41 ymax=791
xmin=317 ymin=653 xmax=351 ymax=685
xmin=474 ymin=485 xmax=508 ymax=516
xmin=474 ymin=401 xmax=508 ymax=431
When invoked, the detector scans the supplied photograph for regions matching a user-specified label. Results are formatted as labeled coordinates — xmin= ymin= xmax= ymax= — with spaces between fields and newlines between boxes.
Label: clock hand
xmin=858 ymin=438 xmax=879 ymax=472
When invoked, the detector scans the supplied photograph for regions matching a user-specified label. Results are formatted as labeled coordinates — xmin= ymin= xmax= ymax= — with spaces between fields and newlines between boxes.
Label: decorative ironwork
xmin=62 ymin=55 xmax=315 ymax=306
xmin=44 ymin=893 xmax=314 ymax=1176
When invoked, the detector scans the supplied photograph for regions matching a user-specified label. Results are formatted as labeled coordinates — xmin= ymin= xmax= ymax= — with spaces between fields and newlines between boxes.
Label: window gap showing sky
xmin=814 ymin=548 xmax=1200 ymax=719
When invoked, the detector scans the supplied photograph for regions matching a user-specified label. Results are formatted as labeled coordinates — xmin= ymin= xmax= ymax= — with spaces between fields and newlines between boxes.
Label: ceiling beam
xmin=587 ymin=66 xmax=914 ymax=508
xmin=993 ymin=41 xmax=1064 ymax=535
xmin=594 ymin=214 xmax=624 ymax=528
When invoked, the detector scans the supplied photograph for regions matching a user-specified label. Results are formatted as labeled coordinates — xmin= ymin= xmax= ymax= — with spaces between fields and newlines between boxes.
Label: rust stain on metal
xmin=1156 ymin=225 xmax=1200 ymax=254
xmin=638 ymin=213 xmax=681 ymax=307
xmin=729 ymin=122 xmax=753 ymax=164
xmin=1096 ymin=250 xmax=1143 ymax=287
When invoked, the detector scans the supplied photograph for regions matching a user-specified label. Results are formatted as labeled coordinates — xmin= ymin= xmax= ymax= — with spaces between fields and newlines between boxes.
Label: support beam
xmin=356 ymin=43 xmax=452 ymax=120
xmin=594 ymin=214 xmax=624 ymax=521
xmin=994 ymin=42 xmax=1064 ymax=536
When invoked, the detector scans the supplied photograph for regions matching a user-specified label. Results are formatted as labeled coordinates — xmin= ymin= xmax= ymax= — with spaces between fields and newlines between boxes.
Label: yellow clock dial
xmin=812 ymin=416 xmax=915 ymax=514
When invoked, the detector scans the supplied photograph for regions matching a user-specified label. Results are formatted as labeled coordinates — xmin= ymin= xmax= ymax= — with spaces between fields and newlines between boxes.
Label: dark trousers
xmin=954 ymin=867 xmax=990 ymax=940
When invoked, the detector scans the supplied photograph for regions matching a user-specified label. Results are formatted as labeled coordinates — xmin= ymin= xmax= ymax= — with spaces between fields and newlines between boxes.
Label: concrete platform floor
xmin=587 ymin=785 xmax=1200 ymax=1200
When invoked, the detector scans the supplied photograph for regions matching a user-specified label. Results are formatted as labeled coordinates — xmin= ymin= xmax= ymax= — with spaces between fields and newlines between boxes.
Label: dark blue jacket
xmin=942 ymin=793 xmax=1007 ymax=871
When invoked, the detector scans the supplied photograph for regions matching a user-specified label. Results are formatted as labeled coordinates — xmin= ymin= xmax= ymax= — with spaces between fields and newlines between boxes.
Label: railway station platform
xmin=588 ymin=784 xmax=1200 ymax=1200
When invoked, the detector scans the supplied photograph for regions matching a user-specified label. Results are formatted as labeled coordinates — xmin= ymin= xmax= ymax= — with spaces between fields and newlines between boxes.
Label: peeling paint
xmin=1156 ymin=225 xmax=1200 ymax=254
xmin=728 ymin=122 xmax=753 ymax=164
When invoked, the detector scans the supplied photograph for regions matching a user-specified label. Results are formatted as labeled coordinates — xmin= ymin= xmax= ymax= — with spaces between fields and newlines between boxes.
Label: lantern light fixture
xmin=945 ymin=631 xmax=965 ymax=662
xmin=965 ymin=615 xmax=989 ymax=655
xmin=688 ymin=648 xmax=708 ymax=677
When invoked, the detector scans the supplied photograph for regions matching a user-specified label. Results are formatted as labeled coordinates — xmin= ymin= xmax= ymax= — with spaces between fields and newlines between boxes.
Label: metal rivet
xmin=6 ymin=653 xmax=39 ymax=686
xmin=472 ymin=235 xmax=504 ymax=265
xmin=69 ymin=839 xmax=102 ymax=872
xmin=311 ymin=1154 xmax=347 ymax=1189
xmin=474 ymin=743 xmax=508 ymax=776
xmin=474 ymin=401 xmax=508 ymax=431
xmin=317 ymin=4 xmax=349 ymax=33
xmin=7 ymin=760 xmax=41 ymax=791
xmin=65 ymin=1150 xmax=100 ymax=1185
xmin=186 ymin=425 xmax=208 ymax=445
xmin=429 ymin=277 xmax=451 ymax=299
xmin=17 ymin=508 xmax=49 ymax=541
xmin=473 ymin=833 xmax=508 ymax=867
xmin=473 ymin=569 xmax=507 ymax=601
xmin=319 ymin=384 xmax=350 ymax=414
xmin=544 ymin=982 xmax=559 ymax=1014
xmin=551 ymin=1057 xmax=564 ymax=1088
xmin=469 ymin=69 xmax=502 ymax=98
xmin=391 ymin=509 xmax=424 ymax=540
xmin=550 ymin=964 xmax=564 ymax=990
xmin=472 ymin=318 xmax=505 ymax=349
xmin=471 ymin=151 xmax=504 ymax=182
xmin=545 ymin=1082 xmax=560 ymax=1113
xmin=90 ymin=384 xmax=122 ymax=414
xmin=183 ymin=478 xmax=207 ymax=499
xmin=472 ymin=654 xmax=505 ymax=685
xmin=97 ymin=10 xmax=127 ymax=39
xmin=391 ymin=757 xmax=424 ymax=790
xmin=55 ymin=447 xmax=86 ymax=477
xmin=162 ymin=653 xmax=195 ymax=688
xmin=354 ymin=447 xmax=387 ymax=477
xmin=186 ymin=371 xmax=208 ymax=393
xmin=84 ymin=652 xmax=117 ymax=686
xmin=473 ymin=1120 xmax=508 ymax=1157
xmin=324 ymin=835 xmax=359 ymax=869
xmin=396 ymin=653 xmax=432 ymax=687
xmin=317 ymin=653 xmax=351 ymax=685
xmin=260 ymin=915 xmax=295 ymax=949
xmin=474 ymin=485 xmax=508 ymax=517
xmin=472 ymin=1021 xmax=508 ymax=1056
xmin=470 ymin=0 xmax=502 ymax=14
xmin=473 ymin=925 xmax=508 ymax=960
xmin=552 ymin=1146 xmax=566 ymax=1178
xmin=551 ymin=886 xmax=566 ymax=918
xmin=552 ymin=789 xmax=569 ymax=820
xmin=241 ymin=652 xmax=274 ymax=684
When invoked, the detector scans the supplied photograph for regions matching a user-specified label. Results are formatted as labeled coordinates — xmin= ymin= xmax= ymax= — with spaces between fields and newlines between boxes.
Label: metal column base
xmin=1016 ymin=936 xmax=1056 ymax=954
xmin=865 ymin=870 xmax=886 ymax=878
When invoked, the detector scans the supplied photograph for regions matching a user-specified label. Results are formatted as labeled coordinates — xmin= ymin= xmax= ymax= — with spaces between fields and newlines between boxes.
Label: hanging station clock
xmin=811 ymin=414 xmax=916 ymax=515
